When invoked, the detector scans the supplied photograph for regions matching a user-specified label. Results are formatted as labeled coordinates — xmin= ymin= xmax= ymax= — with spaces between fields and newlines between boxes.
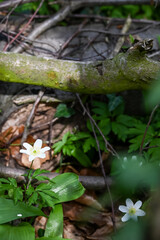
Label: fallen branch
xmin=0 ymin=40 xmax=159 ymax=94
xmin=0 ymin=165 xmax=111 ymax=190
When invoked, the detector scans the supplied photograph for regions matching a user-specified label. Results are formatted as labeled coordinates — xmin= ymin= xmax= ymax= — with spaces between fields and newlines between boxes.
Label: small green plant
xmin=0 ymin=139 xmax=85 ymax=240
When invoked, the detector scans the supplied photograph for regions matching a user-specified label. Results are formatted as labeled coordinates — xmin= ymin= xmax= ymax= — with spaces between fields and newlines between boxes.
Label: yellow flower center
xmin=31 ymin=148 xmax=40 ymax=156
xmin=128 ymin=207 xmax=136 ymax=215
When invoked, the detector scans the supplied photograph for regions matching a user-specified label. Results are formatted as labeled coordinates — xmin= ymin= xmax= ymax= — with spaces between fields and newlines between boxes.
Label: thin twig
xmin=88 ymin=105 xmax=116 ymax=230
xmin=111 ymin=15 xmax=132 ymax=57
xmin=3 ymin=0 xmax=45 ymax=52
xmin=76 ymin=94 xmax=119 ymax=158
xmin=140 ymin=104 xmax=160 ymax=154
xmin=57 ymin=18 xmax=88 ymax=58
xmin=13 ymin=3 xmax=81 ymax=53
xmin=21 ymin=88 xmax=45 ymax=146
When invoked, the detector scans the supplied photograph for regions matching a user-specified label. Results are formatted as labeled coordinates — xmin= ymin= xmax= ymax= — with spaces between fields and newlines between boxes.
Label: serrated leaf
xmin=52 ymin=141 xmax=64 ymax=154
xmin=98 ymin=118 xmax=111 ymax=135
xmin=112 ymin=122 xmax=128 ymax=142
xmin=55 ymin=104 xmax=75 ymax=118
xmin=37 ymin=237 xmax=71 ymax=240
xmin=0 ymin=223 xmax=35 ymax=240
xmin=0 ymin=183 xmax=12 ymax=191
xmin=0 ymin=178 xmax=10 ymax=183
xmin=28 ymin=192 xmax=38 ymax=206
xmin=92 ymin=100 xmax=109 ymax=117
xmin=36 ymin=183 xmax=52 ymax=191
xmin=26 ymin=185 xmax=34 ymax=196
xmin=62 ymin=145 xmax=73 ymax=156
xmin=83 ymin=136 xmax=96 ymax=152
xmin=8 ymin=178 xmax=17 ymax=187
xmin=45 ymin=204 xmax=63 ymax=238
xmin=34 ymin=176 xmax=51 ymax=182
xmin=32 ymin=169 xmax=49 ymax=178
xmin=0 ymin=197 xmax=45 ymax=224
xmin=38 ymin=192 xmax=55 ymax=208
xmin=13 ymin=187 xmax=23 ymax=204
xmin=39 ymin=190 xmax=59 ymax=200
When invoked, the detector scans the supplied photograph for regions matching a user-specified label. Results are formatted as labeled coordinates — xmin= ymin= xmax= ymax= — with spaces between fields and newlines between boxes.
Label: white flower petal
xmin=38 ymin=153 xmax=46 ymax=159
xmin=131 ymin=215 xmax=138 ymax=221
xmin=41 ymin=146 xmax=50 ymax=153
xmin=126 ymin=198 xmax=134 ymax=208
xmin=23 ymin=142 xmax=32 ymax=150
xmin=119 ymin=205 xmax=128 ymax=213
xmin=34 ymin=139 xmax=42 ymax=149
xmin=135 ymin=209 xmax=146 ymax=216
xmin=20 ymin=149 xmax=29 ymax=154
xmin=29 ymin=155 xmax=35 ymax=162
xmin=121 ymin=213 xmax=130 ymax=222
xmin=134 ymin=200 xmax=142 ymax=209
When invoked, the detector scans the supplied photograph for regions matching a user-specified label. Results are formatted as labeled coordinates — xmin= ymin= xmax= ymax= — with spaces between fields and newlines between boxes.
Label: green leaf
xmin=112 ymin=122 xmax=128 ymax=142
xmin=28 ymin=192 xmax=38 ymax=206
xmin=52 ymin=141 xmax=64 ymax=154
xmin=37 ymin=237 xmax=71 ymax=240
xmin=0 ymin=197 xmax=45 ymax=224
xmin=34 ymin=176 xmax=51 ymax=182
xmin=13 ymin=187 xmax=23 ymax=203
xmin=55 ymin=104 xmax=75 ymax=118
xmin=49 ymin=173 xmax=85 ymax=203
xmin=107 ymin=94 xmax=123 ymax=111
xmin=8 ymin=178 xmax=17 ymax=187
xmin=38 ymin=192 xmax=55 ymax=208
xmin=71 ymin=148 xmax=92 ymax=167
xmin=26 ymin=185 xmax=35 ymax=196
xmin=45 ymin=204 xmax=63 ymax=238
xmin=0 ymin=178 xmax=10 ymax=183
xmin=83 ymin=136 xmax=96 ymax=152
xmin=92 ymin=100 xmax=109 ymax=117
xmin=0 ymin=223 xmax=35 ymax=240
xmin=98 ymin=118 xmax=111 ymax=135
xmin=32 ymin=169 xmax=50 ymax=178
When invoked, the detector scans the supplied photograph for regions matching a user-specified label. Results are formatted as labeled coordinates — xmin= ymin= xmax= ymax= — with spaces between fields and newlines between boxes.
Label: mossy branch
xmin=0 ymin=41 xmax=160 ymax=94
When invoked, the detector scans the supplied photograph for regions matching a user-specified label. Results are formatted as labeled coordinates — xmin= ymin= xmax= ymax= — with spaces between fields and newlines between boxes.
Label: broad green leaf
xmin=37 ymin=237 xmax=71 ymax=240
xmin=0 ymin=197 xmax=45 ymax=224
xmin=50 ymin=173 xmax=85 ymax=203
xmin=71 ymin=148 xmax=92 ymax=167
xmin=45 ymin=204 xmax=63 ymax=238
xmin=0 ymin=223 xmax=35 ymax=240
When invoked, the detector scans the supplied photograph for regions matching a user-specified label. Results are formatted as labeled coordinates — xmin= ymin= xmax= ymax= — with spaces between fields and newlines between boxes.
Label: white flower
xmin=20 ymin=139 xmax=50 ymax=162
xmin=119 ymin=198 xmax=146 ymax=222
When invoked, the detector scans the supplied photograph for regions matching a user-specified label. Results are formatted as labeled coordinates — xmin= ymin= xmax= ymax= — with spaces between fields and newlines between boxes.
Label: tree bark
xmin=0 ymin=40 xmax=160 ymax=94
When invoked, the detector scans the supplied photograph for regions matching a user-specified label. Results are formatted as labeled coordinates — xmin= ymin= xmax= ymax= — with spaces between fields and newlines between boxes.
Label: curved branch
xmin=0 ymin=40 xmax=160 ymax=94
